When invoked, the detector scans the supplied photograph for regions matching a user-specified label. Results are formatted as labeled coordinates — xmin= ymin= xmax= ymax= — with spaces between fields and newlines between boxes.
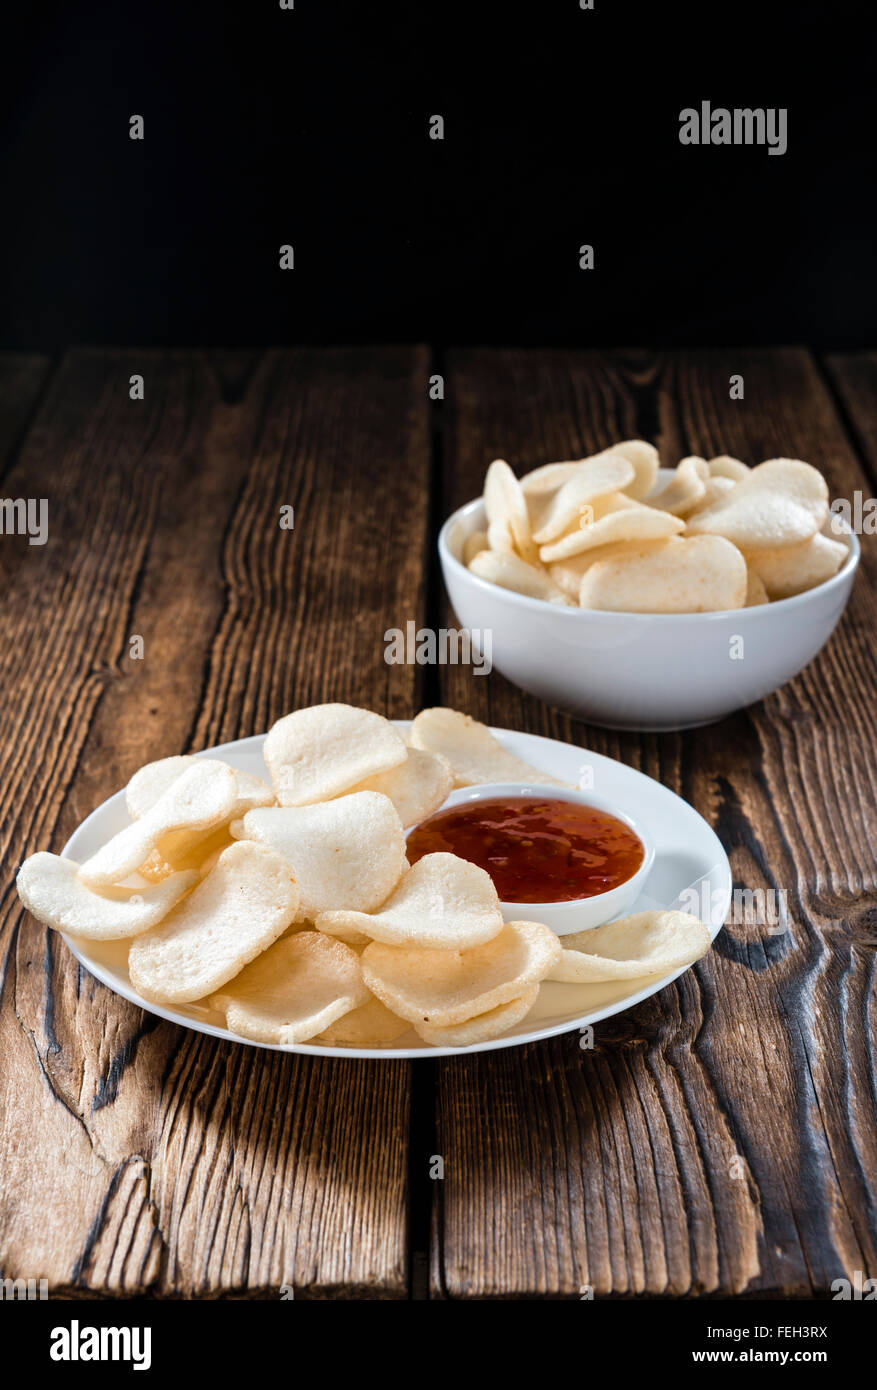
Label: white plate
xmin=60 ymin=725 xmax=731 ymax=1059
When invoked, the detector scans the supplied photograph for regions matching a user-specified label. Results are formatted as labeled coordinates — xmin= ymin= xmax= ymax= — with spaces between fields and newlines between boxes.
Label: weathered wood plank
xmin=432 ymin=347 xmax=877 ymax=1297
xmin=0 ymin=352 xmax=54 ymax=475
xmin=0 ymin=346 xmax=430 ymax=1297
xmin=825 ymin=352 xmax=877 ymax=487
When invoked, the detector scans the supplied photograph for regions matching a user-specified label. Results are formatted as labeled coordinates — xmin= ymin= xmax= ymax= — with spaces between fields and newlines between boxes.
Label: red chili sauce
xmin=407 ymin=796 xmax=644 ymax=903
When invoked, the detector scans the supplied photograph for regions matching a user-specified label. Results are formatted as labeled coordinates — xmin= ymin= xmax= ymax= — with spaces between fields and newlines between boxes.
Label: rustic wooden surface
xmin=1 ymin=346 xmax=874 ymax=1298
xmin=0 ymin=348 xmax=428 ymax=1298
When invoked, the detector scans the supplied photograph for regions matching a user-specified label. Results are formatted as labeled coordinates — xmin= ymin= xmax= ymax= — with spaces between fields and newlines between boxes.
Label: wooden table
xmin=1 ymin=346 xmax=874 ymax=1299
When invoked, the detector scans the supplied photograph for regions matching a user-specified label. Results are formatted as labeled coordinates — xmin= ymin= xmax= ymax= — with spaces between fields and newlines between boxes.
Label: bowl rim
xmin=438 ymin=495 xmax=861 ymax=624
xmin=410 ymin=780 xmax=656 ymax=914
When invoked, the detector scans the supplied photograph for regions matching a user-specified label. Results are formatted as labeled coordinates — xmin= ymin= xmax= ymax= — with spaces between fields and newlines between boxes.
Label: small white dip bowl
xmin=438 ymin=475 xmax=860 ymax=731
xmin=408 ymin=781 xmax=655 ymax=937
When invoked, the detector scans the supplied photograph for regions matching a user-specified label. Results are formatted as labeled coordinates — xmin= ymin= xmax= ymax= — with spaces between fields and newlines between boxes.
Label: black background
xmin=2 ymin=0 xmax=874 ymax=349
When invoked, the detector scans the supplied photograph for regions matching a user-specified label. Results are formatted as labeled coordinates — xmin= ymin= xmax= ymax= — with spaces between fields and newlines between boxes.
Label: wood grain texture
xmin=825 ymin=352 xmax=877 ymax=488
xmin=2 ymin=345 xmax=874 ymax=1300
xmin=0 ymin=346 xmax=430 ymax=1297
xmin=432 ymin=348 xmax=877 ymax=1297
xmin=0 ymin=352 xmax=53 ymax=473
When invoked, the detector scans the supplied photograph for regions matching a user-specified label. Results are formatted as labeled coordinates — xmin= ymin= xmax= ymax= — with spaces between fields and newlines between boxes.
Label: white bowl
xmin=408 ymin=782 xmax=655 ymax=936
xmin=438 ymin=480 xmax=860 ymax=731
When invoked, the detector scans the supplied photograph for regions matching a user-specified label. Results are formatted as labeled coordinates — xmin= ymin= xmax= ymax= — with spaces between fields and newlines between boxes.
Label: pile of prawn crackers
xmin=468 ymin=444 xmax=848 ymax=611
xmin=16 ymin=705 xmax=710 ymax=1049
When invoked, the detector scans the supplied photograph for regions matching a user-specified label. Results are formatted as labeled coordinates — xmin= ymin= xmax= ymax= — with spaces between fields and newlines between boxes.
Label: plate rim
xmin=60 ymin=724 xmax=732 ymax=1059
